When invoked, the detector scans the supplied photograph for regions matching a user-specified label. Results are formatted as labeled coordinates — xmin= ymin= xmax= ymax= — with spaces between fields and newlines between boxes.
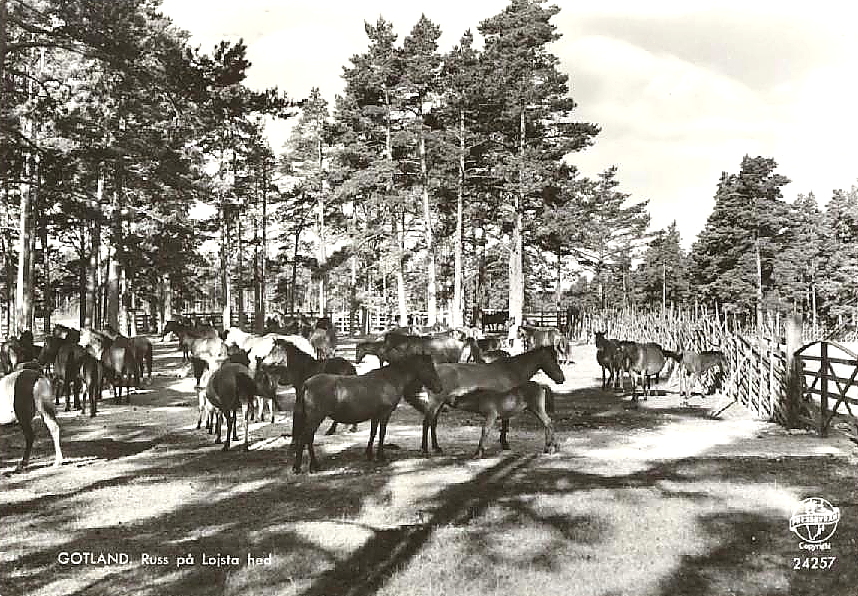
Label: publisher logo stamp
xmin=789 ymin=497 xmax=840 ymax=546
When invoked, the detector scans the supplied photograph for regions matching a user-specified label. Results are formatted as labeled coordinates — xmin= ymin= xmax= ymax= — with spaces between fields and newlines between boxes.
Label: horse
xmin=518 ymin=325 xmax=571 ymax=364
xmin=452 ymin=381 xmax=557 ymax=458
xmin=53 ymin=324 xmax=81 ymax=344
xmin=78 ymin=352 xmax=104 ymax=417
xmin=82 ymin=329 xmax=139 ymax=404
xmin=309 ymin=317 xmax=337 ymax=360
xmin=624 ymin=342 xmax=681 ymax=402
xmin=256 ymin=339 xmax=357 ymax=433
xmin=104 ymin=327 xmax=153 ymax=385
xmin=355 ymin=339 xmax=387 ymax=365
xmin=223 ymin=328 xmax=315 ymax=372
xmin=409 ymin=345 xmax=566 ymax=455
xmin=204 ymin=362 xmax=259 ymax=451
xmin=293 ymin=354 xmax=443 ymax=473
xmin=594 ymin=331 xmax=621 ymax=390
xmin=38 ymin=336 xmax=85 ymax=411
xmin=162 ymin=320 xmax=218 ymax=361
xmin=677 ymin=350 xmax=729 ymax=403
xmin=381 ymin=331 xmax=481 ymax=365
xmin=0 ymin=368 xmax=62 ymax=470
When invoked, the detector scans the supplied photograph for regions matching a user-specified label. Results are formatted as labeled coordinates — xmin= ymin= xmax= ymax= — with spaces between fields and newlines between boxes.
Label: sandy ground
xmin=2 ymin=339 xmax=858 ymax=596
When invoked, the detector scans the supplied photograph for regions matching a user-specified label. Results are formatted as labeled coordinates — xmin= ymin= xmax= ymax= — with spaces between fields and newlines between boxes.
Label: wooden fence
xmin=794 ymin=341 xmax=858 ymax=437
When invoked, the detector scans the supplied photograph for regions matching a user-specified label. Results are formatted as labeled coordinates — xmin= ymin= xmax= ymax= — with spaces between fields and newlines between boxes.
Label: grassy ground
xmin=2 ymin=339 xmax=857 ymax=596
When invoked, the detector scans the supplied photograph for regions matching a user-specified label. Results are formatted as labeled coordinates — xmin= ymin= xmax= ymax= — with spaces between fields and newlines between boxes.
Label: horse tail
xmin=544 ymin=385 xmax=555 ymax=414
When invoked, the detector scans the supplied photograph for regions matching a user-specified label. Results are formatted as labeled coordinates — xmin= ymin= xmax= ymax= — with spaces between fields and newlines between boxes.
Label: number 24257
xmin=793 ymin=557 xmax=836 ymax=570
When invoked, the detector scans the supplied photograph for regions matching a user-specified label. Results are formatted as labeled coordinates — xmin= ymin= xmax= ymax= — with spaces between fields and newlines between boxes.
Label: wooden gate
xmin=794 ymin=341 xmax=858 ymax=437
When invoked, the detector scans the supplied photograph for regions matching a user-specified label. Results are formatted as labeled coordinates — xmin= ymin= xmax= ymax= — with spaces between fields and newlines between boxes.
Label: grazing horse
xmin=677 ymin=350 xmax=729 ymax=403
xmin=205 ymin=362 xmax=259 ymax=451
xmin=256 ymin=339 xmax=357 ymax=432
xmin=293 ymin=354 xmax=443 ymax=473
xmin=381 ymin=331 xmax=481 ymax=365
xmin=162 ymin=320 xmax=218 ymax=361
xmin=411 ymin=345 xmax=566 ymax=455
xmin=355 ymin=339 xmax=387 ymax=365
xmin=0 ymin=368 xmax=62 ymax=470
xmin=38 ymin=336 xmax=86 ymax=411
xmin=518 ymin=325 xmax=571 ymax=364
xmin=452 ymin=381 xmax=557 ymax=458
xmin=624 ymin=342 xmax=681 ymax=402
xmin=77 ymin=352 xmax=104 ymax=417
xmin=309 ymin=317 xmax=337 ymax=360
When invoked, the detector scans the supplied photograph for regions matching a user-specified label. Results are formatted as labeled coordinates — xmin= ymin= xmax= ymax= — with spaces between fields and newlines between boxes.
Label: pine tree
xmin=476 ymin=0 xmax=599 ymax=326
xmin=688 ymin=155 xmax=790 ymax=325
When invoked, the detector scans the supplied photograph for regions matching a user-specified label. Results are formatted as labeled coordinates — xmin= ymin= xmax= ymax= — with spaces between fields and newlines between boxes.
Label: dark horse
xmin=38 ymin=336 xmax=86 ymax=412
xmin=624 ymin=342 xmax=681 ymax=402
xmin=381 ymin=331 xmax=481 ymax=365
xmin=81 ymin=328 xmax=140 ymax=404
xmin=452 ymin=381 xmax=557 ymax=458
xmin=1 ymin=368 xmax=62 ymax=470
xmin=355 ymin=339 xmax=387 ymax=365
xmin=205 ymin=362 xmax=259 ymax=451
xmin=256 ymin=339 xmax=357 ymax=433
xmin=410 ymin=345 xmax=566 ymax=455
xmin=293 ymin=354 xmax=443 ymax=473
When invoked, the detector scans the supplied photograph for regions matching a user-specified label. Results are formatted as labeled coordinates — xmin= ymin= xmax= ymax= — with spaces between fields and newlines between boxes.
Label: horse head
xmin=410 ymin=354 xmax=443 ymax=393
xmin=538 ymin=345 xmax=566 ymax=385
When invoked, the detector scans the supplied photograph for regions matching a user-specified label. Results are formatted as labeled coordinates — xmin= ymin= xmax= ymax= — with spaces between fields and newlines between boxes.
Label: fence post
xmin=820 ymin=341 xmax=828 ymax=437
xmin=785 ymin=314 xmax=803 ymax=429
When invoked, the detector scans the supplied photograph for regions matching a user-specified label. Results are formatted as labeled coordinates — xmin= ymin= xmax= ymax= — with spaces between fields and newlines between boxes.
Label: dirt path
xmin=2 ymin=340 xmax=857 ymax=596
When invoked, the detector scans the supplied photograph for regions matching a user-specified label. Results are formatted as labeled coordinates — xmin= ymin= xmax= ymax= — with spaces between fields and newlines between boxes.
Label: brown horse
xmin=256 ymin=339 xmax=357 ymax=432
xmin=1 ymin=369 xmax=62 ymax=470
xmin=677 ymin=350 xmax=729 ymax=403
xmin=594 ymin=331 xmax=620 ymax=390
xmin=410 ymin=345 xmax=566 ymax=455
xmin=452 ymin=381 xmax=557 ymax=458
xmin=205 ymin=362 xmax=259 ymax=451
xmin=624 ymin=342 xmax=681 ymax=402
xmin=293 ymin=354 xmax=443 ymax=473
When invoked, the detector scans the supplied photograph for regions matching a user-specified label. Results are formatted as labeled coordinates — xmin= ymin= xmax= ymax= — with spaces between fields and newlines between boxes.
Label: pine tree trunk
xmin=317 ymin=136 xmax=327 ymax=318
xmin=15 ymin=151 xmax=33 ymax=335
xmin=221 ymin=203 xmax=232 ymax=329
xmin=258 ymin=161 xmax=268 ymax=332
xmin=394 ymin=212 xmax=408 ymax=326
xmin=41 ymin=223 xmax=50 ymax=334
xmin=107 ymin=183 xmax=121 ymax=330
xmin=290 ymin=228 xmax=300 ymax=314
xmin=452 ymin=108 xmax=465 ymax=329
xmin=507 ymin=109 xmax=526 ymax=328
xmin=419 ymin=132 xmax=436 ymax=326
xmin=85 ymin=174 xmax=103 ymax=327
xmin=162 ymin=273 xmax=173 ymax=330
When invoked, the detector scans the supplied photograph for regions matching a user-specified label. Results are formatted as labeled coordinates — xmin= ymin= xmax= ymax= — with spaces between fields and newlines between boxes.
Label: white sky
xmin=161 ymin=0 xmax=858 ymax=248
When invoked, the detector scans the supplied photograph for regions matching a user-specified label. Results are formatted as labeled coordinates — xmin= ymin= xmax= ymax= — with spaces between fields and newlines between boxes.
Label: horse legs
xmin=42 ymin=412 xmax=63 ymax=467
xmin=242 ymin=403 xmax=250 ymax=451
xmin=17 ymin=419 xmax=36 ymax=471
xmin=529 ymin=406 xmax=557 ymax=454
xmin=223 ymin=410 xmax=234 ymax=451
xmin=474 ymin=410 xmax=498 ymax=459
xmin=365 ymin=418 xmax=379 ymax=460
xmin=214 ymin=412 xmax=223 ymax=444
xmin=325 ymin=421 xmax=339 ymax=435
xmin=376 ymin=413 xmax=392 ymax=461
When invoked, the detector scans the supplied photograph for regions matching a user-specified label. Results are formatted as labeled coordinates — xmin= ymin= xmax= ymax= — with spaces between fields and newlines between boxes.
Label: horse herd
xmin=1 ymin=317 xmax=728 ymax=475
xmin=594 ymin=331 xmax=729 ymax=403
